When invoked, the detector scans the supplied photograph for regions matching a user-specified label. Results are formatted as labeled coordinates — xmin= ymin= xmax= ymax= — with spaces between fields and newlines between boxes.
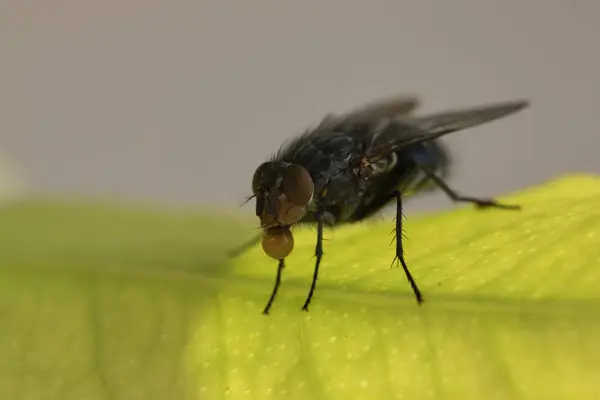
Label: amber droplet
xmin=261 ymin=226 xmax=294 ymax=260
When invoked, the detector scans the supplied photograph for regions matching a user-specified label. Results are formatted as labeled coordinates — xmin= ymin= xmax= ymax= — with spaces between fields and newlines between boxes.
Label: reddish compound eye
xmin=275 ymin=200 xmax=307 ymax=226
xmin=261 ymin=226 xmax=294 ymax=260
xmin=282 ymin=164 xmax=314 ymax=206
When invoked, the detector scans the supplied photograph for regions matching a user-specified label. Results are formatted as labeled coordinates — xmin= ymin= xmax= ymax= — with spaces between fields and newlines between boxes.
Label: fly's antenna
xmin=239 ymin=194 xmax=255 ymax=208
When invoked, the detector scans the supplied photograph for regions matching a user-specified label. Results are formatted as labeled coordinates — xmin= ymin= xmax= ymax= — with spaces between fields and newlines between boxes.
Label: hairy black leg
xmin=263 ymin=259 xmax=285 ymax=315
xmin=419 ymin=166 xmax=521 ymax=210
xmin=392 ymin=192 xmax=423 ymax=304
xmin=301 ymin=214 xmax=324 ymax=311
xmin=226 ymin=234 xmax=262 ymax=258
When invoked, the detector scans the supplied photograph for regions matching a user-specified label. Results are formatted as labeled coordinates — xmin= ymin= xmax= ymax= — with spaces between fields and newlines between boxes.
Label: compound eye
xmin=282 ymin=165 xmax=314 ymax=206
xmin=261 ymin=226 xmax=294 ymax=260
xmin=277 ymin=203 xmax=307 ymax=226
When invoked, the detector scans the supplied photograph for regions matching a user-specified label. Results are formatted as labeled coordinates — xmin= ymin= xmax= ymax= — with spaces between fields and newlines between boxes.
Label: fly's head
xmin=251 ymin=161 xmax=314 ymax=230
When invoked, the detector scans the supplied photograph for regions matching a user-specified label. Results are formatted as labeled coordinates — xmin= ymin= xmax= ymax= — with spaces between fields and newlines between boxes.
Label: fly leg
xmin=419 ymin=165 xmax=520 ymax=210
xmin=263 ymin=259 xmax=285 ymax=315
xmin=226 ymin=234 xmax=262 ymax=258
xmin=392 ymin=191 xmax=424 ymax=304
xmin=301 ymin=213 xmax=324 ymax=311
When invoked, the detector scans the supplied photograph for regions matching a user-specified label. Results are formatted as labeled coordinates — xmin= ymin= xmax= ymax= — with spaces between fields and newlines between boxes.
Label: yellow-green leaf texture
xmin=1 ymin=174 xmax=599 ymax=400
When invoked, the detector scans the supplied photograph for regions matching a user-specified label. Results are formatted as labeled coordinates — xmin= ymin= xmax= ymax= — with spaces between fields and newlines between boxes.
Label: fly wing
xmin=406 ymin=99 xmax=529 ymax=136
xmin=341 ymin=93 xmax=421 ymax=122
xmin=307 ymin=94 xmax=421 ymax=137
xmin=365 ymin=99 xmax=530 ymax=160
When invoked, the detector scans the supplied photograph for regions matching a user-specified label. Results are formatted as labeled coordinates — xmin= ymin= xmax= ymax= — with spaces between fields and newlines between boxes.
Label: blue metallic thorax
xmin=273 ymin=119 xmax=452 ymax=225
xmin=277 ymin=129 xmax=365 ymax=224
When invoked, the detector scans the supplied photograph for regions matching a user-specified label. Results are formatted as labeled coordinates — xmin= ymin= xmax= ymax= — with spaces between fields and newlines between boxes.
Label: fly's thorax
xmin=360 ymin=153 xmax=398 ymax=177
xmin=298 ymin=163 xmax=365 ymax=226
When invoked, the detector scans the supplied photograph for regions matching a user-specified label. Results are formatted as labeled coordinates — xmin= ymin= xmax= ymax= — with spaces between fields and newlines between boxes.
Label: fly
xmin=230 ymin=94 xmax=530 ymax=314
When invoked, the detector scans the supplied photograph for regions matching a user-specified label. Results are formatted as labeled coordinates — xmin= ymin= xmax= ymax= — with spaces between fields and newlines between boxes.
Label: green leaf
xmin=1 ymin=175 xmax=599 ymax=400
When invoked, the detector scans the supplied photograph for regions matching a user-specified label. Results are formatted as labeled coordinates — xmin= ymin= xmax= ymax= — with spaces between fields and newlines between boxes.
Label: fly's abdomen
xmin=422 ymin=139 xmax=452 ymax=179
xmin=398 ymin=140 xmax=452 ymax=196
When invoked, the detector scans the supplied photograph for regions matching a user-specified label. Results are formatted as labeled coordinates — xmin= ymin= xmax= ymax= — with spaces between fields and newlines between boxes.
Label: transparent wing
xmin=341 ymin=93 xmax=421 ymax=122
xmin=304 ymin=94 xmax=421 ymax=138
xmin=366 ymin=99 xmax=530 ymax=160
xmin=406 ymin=99 xmax=529 ymax=136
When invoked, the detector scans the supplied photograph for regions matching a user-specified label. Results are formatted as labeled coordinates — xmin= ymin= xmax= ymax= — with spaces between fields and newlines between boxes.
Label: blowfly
xmin=230 ymin=94 xmax=529 ymax=314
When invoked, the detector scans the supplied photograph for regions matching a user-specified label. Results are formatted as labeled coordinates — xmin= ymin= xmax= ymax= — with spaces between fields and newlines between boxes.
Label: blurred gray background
xmin=2 ymin=0 xmax=599 ymax=214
